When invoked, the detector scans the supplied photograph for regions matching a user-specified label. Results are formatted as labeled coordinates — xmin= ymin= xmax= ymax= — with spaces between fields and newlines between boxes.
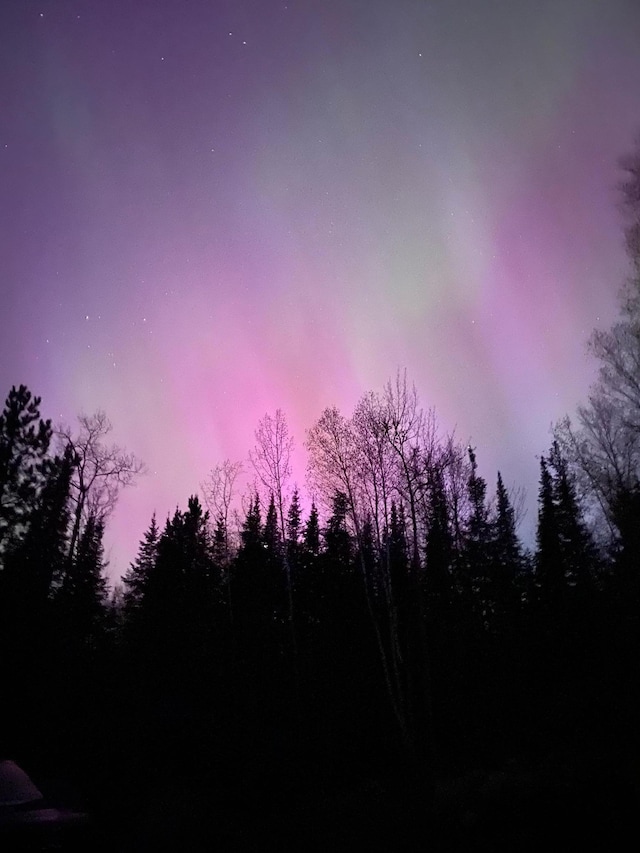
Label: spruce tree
xmin=536 ymin=455 xmax=563 ymax=606
xmin=424 ymin=469 xmax=453 ymax=611
xmin=140 ymin=509 xmax=185 ymax=665
xmin=464 ymin=447 xmax=492 ymax=622
xmin=388 ymin=501 xmax=409 ymax=593
xmin=303 ymin=502 xmax=321 ymax=556
xmin=122 ymin=512 xmax=159 ymax=631
xmin=491 ymin=472 xmax=523 ymax=616
xmin=181 ymin=495 xmax=214 ymax=663
xmin=548 ymin=442 xmax=596 ymax=596
xmin=240 ymin=493 xmax=262 ymax=554
xmin=211 ymin=511 xmax=235 ymax=629
xmin=296 ymin=502 xmax=321 ymax=642
xmin=57 ymin=513 xmax=109 ymax=653
xmin=234 ymin=491 xmax=287 ymax=691
xmin=211 ymin=513 xmax=229 ymax=566
xmin=3 ymin=444 xmax=74 ymax=613
xmin=140 ymin=499 xmax=214 ymax=679
xmin=357 ymin=515 xmax=379 ymax=597
xmin=0 ymin=385 xmax=53 ymax=557
xmin=324 ymin=491 xmax=351 ymax=569
xmin=264 ymin=493 xmax=282 ymax=556
xmin=286 ymin=487 xmax=302 ymax=547
xmin=0 ymin=445 xmax=75 ymax=731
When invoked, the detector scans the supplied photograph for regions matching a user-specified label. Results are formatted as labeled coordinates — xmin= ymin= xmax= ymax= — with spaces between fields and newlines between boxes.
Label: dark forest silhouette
xmin=1 ymin=146 xmax=639 ymax=849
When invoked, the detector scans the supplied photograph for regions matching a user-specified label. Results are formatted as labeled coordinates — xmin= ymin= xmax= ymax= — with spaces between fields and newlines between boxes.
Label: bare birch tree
xmin=306 ymin=404 xmax=411 ymax=746
xmin=57 ymin=411 xmax=145 ymax=565
xmin=249 ymin=409 xmax=297 ymax=660
xmin=249 ymin=409 xmax=293 ymax=541
xmin=554 ymin=141 xmax=640 ymax=547
xmin=201 ymin=458 xmax=244 ymax=555
xmin=379 ymin=370 xmax=427 ymax=570
xmin=306 ymin=406 xmax=362 ymax=525
xmin=352 ymin=391 xmax=398 ymax=548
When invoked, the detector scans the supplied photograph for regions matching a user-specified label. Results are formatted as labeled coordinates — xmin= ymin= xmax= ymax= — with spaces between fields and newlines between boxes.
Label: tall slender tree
xmin=57 ymin=410 xmax=144 ymax=568
xmin=56 ymin=513 xmax=109 ymax=653
xmin=264 ymin=492 xmax=282 ymax=556
xmin=250 ymin=411 xmax=297 ymax=660
xmin=548 ymin=442 xmax=597 ymax=595
xmin=491 ymin=472 xmax=524 ymax=616
xmin=424 ymin=466 xmax=453 ymax=611
xmin=4 ymin=444 xmax=74 ymax=609
xmin=286 ymin=486 xmax=302 ymax=548
xmin=201 ymin=458 xmax=243 ymax=557
xmin=462 ymin=447 xmax=491 ymax=621
xmin=122 ymin=512 xmax=159 ymax=632
xmin=303 ymin=502 xmax=321 ymax=557
xmin=0 ymin=385 xmax=52 ymax=557
xmin=536 ymin=454 xmax=563 ymax=606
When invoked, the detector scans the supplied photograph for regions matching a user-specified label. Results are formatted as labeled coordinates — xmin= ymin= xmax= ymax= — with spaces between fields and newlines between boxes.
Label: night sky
xmin=2 ymin=0 xmax=640 ymax=580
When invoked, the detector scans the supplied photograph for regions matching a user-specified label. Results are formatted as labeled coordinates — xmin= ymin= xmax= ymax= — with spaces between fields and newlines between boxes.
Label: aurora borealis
xmin=2 ymin=0 xmax=640 ymax=579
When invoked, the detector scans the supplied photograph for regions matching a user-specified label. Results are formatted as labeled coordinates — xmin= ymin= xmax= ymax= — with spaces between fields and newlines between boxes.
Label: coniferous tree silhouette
xmin=286 ymin=486 xmax=302 ymax=555
xmin=56 ymin=512 xmax=109 ymax=652
xmin=303 ymin=501 xmax=321 ymax=556
xmin=536 ymin=454 xmax=564 ymax=609
xmin=0 ymin=385 xmax=53 ymax=557
xmin=0 ymin=442 xmax=74 ymax=760
xmin=140 ymin=509 xmax=183 ymax=660
xmin=424 ymin=467 xmax=453 ymax=613
xmin=463 ymin=447 xmax=492 ymax=626
xmin=122 ymin=512 xmax=159 ymax=638
xmin=490 ymin=472 xmax=525 ymax=622
xmin=384 ymin=501 xmax=409 ymax=652
xmin=264 ymin=492 xmax=282 ymax=556
xmin=295 ymin=502 xmax=321 ymax=656
xmin=536 ymin=444 xmax=597 ymax=611
xmin=233 ymin=492 xmax=285 ymax=706
xmin=3 ymin=444 xmax=74 ymax=618
xmin=387 ymin=501 xmax=409 ymax=592
xmin=211 ymin=511 xmax=234 ymax=634
xmin=547 ymin=441 xmax=597 ymax=600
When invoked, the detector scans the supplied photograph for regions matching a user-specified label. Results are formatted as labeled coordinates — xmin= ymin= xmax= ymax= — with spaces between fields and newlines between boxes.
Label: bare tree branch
xmin=56 ymin=411 xmax=145 ymax=563
xmin=201 ymin=458 xmax=244 ymax=548
xmin=249 ymin=409 xmax=293 ymax=541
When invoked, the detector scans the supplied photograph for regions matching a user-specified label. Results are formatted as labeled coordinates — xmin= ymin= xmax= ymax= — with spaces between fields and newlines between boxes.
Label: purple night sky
xmin=2 ymin=0 xmax=640 ymax=580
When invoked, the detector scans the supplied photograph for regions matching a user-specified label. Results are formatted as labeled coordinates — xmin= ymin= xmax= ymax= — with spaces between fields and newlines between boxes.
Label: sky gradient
xmin=2 ymin=0 xmax=640 ymax=580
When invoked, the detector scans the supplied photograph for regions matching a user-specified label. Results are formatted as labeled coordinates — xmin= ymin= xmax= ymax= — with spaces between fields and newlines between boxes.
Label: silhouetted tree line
xmin=1 ymin=142 xmax=639 ymax=846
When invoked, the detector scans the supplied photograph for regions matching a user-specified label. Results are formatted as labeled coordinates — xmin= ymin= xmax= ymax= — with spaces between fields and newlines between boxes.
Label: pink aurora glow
xmin=2 ymin=0 xmax=640 ymax=578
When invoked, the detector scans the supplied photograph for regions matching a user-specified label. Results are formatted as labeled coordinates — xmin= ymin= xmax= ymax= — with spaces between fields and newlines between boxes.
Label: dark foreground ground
xmin=110 ymin=755 xmax=635 ymax=852
xmin=5 ymin=604 xmax=637 ymax=850
xmin=12 ymin=741 xmax=634 ymax=852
